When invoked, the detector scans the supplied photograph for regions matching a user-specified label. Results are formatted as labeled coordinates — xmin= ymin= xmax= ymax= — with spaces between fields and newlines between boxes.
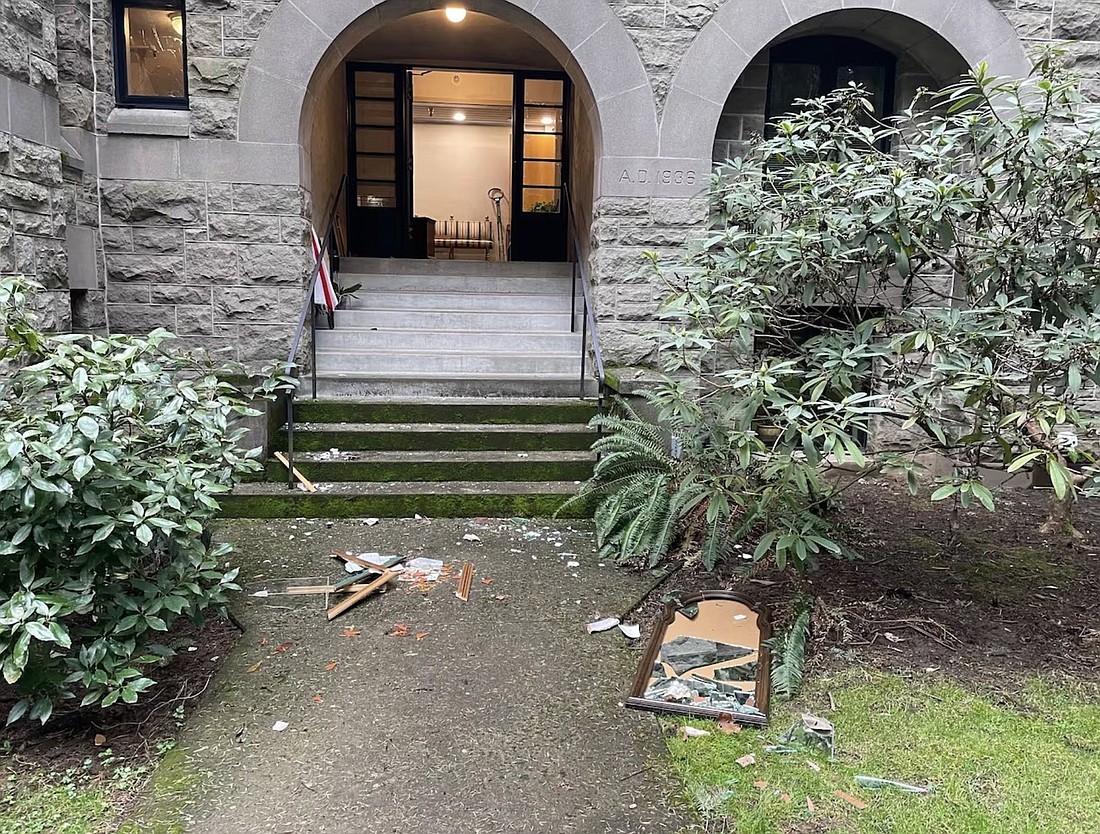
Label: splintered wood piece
xmin=285 ymin=584 xmax=376 ymax=596
xmin=332 ymin=551 xmax=391 ymax=572
xmin=834 ymin=790 xmax=868 ymax=810
xmin=455 ymin=562 xmax=474 ymax=602
xmin=327 ymin=570 xmax=398 ymax=621
xmin=273 ymin=452 xmax=316 ymax=492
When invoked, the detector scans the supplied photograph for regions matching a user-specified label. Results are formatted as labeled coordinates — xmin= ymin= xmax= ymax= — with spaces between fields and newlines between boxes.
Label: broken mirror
xmin=626 ymin=591 xmax=771 ymax=727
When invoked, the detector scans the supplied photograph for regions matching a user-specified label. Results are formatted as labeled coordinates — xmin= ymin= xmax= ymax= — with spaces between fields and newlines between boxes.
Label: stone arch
xmin=237 ymin=0 xmax=658 ymax=191
xmin=660 ymin=0 xmax=1032 ymax=165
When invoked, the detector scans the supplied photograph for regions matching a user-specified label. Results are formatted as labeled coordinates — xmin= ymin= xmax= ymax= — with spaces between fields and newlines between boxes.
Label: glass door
xmin=346 ymin=64 xmax=412 ymax=257
xmin=510 ymin=73 xmax=569 ymax=262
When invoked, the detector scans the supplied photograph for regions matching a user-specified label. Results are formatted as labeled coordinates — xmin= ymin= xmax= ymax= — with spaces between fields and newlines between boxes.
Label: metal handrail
xmin=563 ymin=183 xmax=605 ymax=404
xmin=282 ymin=174 xmax=347 ymax=488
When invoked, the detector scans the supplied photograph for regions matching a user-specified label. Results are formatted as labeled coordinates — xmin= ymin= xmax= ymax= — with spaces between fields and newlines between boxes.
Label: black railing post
xmin=579 ymin=299 xmax=588 ymax=399
xmin=310 ymin=308 xmax=318 ymax=400
xmin=286 ymin=392 xmax=296 ymax=489
xmin=570 ymin=260 xmax=578 ymax=333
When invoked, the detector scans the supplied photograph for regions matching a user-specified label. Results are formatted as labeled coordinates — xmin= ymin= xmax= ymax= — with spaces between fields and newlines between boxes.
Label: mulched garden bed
xmin=0 ymin=615 xmax=239 ymax=775
xmin=634 ymin=479 xmax=1100 ymax=691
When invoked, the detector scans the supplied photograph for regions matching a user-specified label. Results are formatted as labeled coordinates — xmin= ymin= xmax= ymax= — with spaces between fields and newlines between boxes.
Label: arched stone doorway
xmin=235 ymin=0 xmax=661 ymax=247
xmin=660 ymin=0 xmax=1032 ymax=167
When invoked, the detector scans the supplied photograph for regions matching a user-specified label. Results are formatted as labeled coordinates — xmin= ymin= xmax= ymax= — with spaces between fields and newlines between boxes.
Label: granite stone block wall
xmin=7 ymin=0 xmax=1097 ymax=368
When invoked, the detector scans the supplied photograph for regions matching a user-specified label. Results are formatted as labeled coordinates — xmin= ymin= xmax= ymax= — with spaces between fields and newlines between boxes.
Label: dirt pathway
xmin=135 ymin=518 xmax=690 ymax=834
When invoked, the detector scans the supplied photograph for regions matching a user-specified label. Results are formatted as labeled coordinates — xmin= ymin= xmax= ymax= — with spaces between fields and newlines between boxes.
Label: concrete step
xmin=311 ymin=374 xmax=598 ymax=400
xmin=333 ymin=309 xmax=572 ymax=331
xmin=341 ymin=271 xmax=575 ymax=296
xmin=339 ymin=258 xmax=573 ymax=280
xmin=339 ymin=290 xmax=573 ymax=313
xmin=221 ymin=480 xmax=592 ymax=519
xmin=314 ymin=349 xmax=578 ymax=376
xmin=291 ymin=398 xmax=598 ymax=425
xmin=313 ymin=328 xmax=582 ymax=353
xmin=263 ymin=450 xmax=594 ymax=483
xmin=276 ymin=422 xmax=595 ymax=452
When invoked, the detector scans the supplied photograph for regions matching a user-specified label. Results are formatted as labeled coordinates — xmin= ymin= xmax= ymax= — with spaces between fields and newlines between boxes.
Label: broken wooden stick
xmin=331 ymin=550 xmax=391 ymax=573
xmin=455 ymin=562 xmax=474 ymax=602
xmin=273 ymin=452 xmax=316 ymax=493
xmin=327 ymin=569 xmax=398 ymax=621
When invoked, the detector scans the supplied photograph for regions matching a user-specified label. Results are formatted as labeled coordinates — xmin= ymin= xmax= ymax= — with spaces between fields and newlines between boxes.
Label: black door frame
xmin=345 ymin=62 xmax=413 ymax=258
xmin=510 ymin=69 xmax=571 ymax=263
xmin=344 ymin=63 xmax=571 ymax=262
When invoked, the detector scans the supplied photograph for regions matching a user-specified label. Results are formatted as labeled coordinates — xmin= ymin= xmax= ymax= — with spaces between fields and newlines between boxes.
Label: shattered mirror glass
xmin=627 ymin=592 xmax=771 ymax=727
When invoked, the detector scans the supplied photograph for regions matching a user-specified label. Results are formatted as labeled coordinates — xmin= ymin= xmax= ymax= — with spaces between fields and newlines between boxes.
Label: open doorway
xmin=345 ymin=63 xmax=569 ymax=263
xmin=411 ymin=69 xmax=512 ymax=261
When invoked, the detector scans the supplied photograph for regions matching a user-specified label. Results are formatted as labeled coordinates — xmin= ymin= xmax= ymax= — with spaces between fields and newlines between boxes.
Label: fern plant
xmin=765 ymin=600 xmax=813 ymax=702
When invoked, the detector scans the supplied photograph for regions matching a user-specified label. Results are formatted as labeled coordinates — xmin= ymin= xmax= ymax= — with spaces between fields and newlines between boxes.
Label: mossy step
xmin=263 ymin=450 xmax=594 ymax=483
xmin=291 ymin=399 xmax=599 ymax=425
xmin=220 ymin=481 xmax=593 ymax=519
xmin=277 ymin=423 xmax=595 ymax=452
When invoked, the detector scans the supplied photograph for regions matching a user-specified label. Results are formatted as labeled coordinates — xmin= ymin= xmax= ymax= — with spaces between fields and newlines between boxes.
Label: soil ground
xmin=640 ymin=479 xmax=1100 ymax=693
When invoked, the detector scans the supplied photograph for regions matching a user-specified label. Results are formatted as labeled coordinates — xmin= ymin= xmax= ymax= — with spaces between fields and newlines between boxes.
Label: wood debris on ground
xmin=272 ymin=452 xmax=316 ymax=492
xmin=456 ymin=562 xmax=474 ymax=601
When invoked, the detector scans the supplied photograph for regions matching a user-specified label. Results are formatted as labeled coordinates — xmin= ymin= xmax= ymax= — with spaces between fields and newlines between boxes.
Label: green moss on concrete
xmin=220 ymin=491 xmax=594 ymax=519
xmin=116 ymin=748 xmax=198 ymax=834
xmin=276 ymin=428 xmax=595 ymax=453
xmin=292 ymin=401 xmax=599 ymax=425
xmin=262 ymin=458 xmax=594 ymax=483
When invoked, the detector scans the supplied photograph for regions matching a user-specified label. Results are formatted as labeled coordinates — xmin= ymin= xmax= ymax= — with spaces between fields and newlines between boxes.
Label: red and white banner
xmin=311 ymin=225 xmax=337 ymax=312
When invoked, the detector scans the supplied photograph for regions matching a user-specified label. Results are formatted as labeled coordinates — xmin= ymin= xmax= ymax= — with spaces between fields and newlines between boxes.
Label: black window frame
xmin=765 ymin=35 xmax=897 ymax=125
xmin=112 ymin=0 xmax=189 ymax=110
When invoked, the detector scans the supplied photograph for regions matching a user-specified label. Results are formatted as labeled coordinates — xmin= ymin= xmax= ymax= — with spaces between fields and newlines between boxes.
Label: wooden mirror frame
xmin=625 ymin=590 xmax=772 ymax=727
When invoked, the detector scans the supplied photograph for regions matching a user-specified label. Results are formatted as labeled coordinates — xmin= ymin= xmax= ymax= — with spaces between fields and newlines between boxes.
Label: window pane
xmin=524 ymin=106 xmax=562 ymax=133
xmin=767 ymin=63 xmax=820 ymax=119
xmin=355 ymin=72 xmax=394 ymax=98
xmin=356 ymin=127 xmax=394 ymax=154
xmin=523 ymin=133 xmax=562 ymax=161
xmin=836 ymin=65 xmax=888 ymax=115
xmin=355 ymin=99 xmax=394 ymax=127
xmin=525 ymin=79 xmax=563 ymax=106
xmin=124 ymin=7 xmax=185 ymax=99
xmin=356 ymin=183 xmax=396 ymax=207
xmin=356 ymin=156 xmax=395 ymax=181
xmin=523 ymin=161 xmax=561 ymax=188
xmin=523 ymin=188 xmax=560 ymax=213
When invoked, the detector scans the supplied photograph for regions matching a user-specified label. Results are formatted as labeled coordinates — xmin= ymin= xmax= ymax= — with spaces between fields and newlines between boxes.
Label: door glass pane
xmin=767 ymin=63 xmax=821 ymax=119
xmin=524 ymin=107 xmax=562 ymax=133
xmin=523 ymin=188 xmax=560 ymax=213
xmin=525 ymin=79 xmax=563 ymax=106
xmin=355 ymin=72 xmax=394 ymax=98
xmin=836 ymin=64 xmax=887 ymax=116
xmin=357 ymin=182 xmax=396 ymax=207
xmin=523 ymin=133 xmax=563 ymax=161
xmin=123 ymin=7 xmax=186 ymax=99
xmin=523 ymin=161 xmax=561 ymax=189
xmin=356 ymin=127 xmax=395 ymax=154
xmin=356 ymin=156 xmax=396 ymax=181
xmin=355 ymin=99 xmax=395 ymax=126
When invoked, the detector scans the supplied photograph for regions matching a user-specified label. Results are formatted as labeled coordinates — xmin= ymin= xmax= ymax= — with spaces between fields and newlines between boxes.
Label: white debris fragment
xmin=618 ymin=623 xmax=641 ymax=640
xmin=400 ymin=557 xmax=444 ymax=583
xmin=251 ymin=590 xmax=270 ymax=598
xmin=566 ymin=560 xmax=580 ymax=568
xmin=365 ymin=518 xmax=380 ymax=526
xmin=587 ymin=616 xmax=620 ymax=634
xmin=272 ymin=720 xmax=289 ymax=732
xmin=462 ymin=533 xmax=482 ymax=542
xmin=680 ymin=726 xmax=711 ymax=738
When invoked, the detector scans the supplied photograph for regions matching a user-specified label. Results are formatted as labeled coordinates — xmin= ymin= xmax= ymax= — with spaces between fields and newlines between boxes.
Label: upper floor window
xmin=113 ymin=0 xmax=188 ymax=108
xmin=766 ymin=36 xmax=896 ymax=125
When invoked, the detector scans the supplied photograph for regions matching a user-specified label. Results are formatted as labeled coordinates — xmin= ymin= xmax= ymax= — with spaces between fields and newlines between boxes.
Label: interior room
xmin=411 ymin=70 xmax=513 ymax=260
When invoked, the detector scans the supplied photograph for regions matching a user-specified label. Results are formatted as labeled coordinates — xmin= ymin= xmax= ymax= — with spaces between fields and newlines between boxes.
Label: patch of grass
xmin=0 ymin=773 xmax=111 ymax=834
xmin=666 ymin=669 xmax=1100 ymax=833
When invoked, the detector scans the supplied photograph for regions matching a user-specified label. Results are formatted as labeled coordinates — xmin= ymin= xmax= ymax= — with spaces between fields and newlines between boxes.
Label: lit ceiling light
xmin=453 ymin=111 xmax=467 ymax=121
xmin=540 ymin=116 xmax=554 ymax=126
xmin=445 ymin=5 xmax=467 ymax=23
xmin=169 ymin=12 xmax=183 ymax=35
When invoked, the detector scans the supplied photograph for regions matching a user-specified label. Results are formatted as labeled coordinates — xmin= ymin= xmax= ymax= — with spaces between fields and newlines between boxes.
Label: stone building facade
xmin=2 ymin=0 xmax=1098 ymax=369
